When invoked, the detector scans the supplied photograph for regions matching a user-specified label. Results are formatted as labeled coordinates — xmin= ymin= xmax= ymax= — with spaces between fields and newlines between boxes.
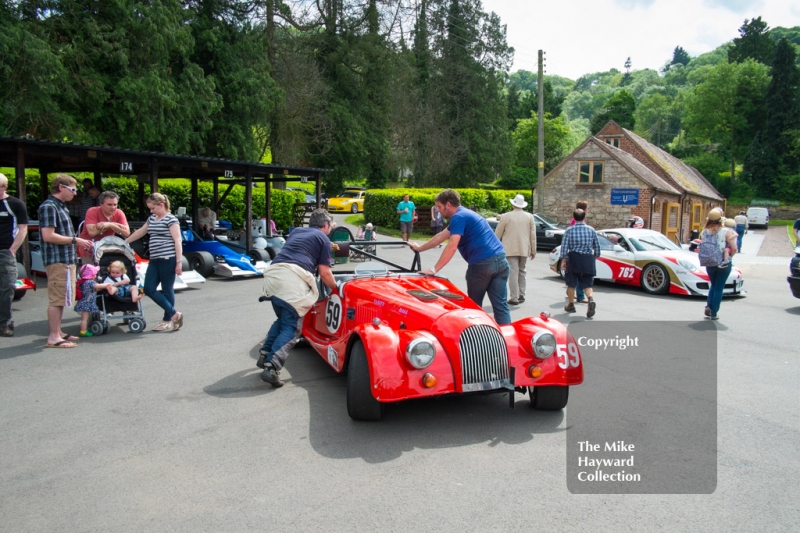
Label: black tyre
xmin=640 ymin=263 xmax=669 ymax=295
xmin=128 ymin=318 xmax=146 ymax=333
xmin=187 ymin=251 xmax=215 ymax=278
xmin=181 ymin=256 xmax=191 ymax=272
xmin=529 ymin=386 xmax=569 ymax=410
xmin=13 ymin=289 xmax=26 ymax=301
xmin=248 ymin=249 xmax=270 ymax=263
xmin=351 ymin=203 xmax=359 ymax=214
xmin=265 ymin=246 xmax=280 ymax=260
xmin=347 ymin=339 xmax=384 ymax=421
xmin=89 ymin=320 xmax=105 ymax=336
xmin=102 ymin=321 xmax=110 ymax=334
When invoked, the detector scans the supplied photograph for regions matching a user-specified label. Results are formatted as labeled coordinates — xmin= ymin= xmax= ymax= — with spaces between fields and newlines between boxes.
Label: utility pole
xmin=536 ymin=49 xmax=545 ymax=214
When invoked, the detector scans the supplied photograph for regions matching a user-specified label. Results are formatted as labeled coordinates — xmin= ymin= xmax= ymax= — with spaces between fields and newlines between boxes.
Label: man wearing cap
xmin=409 ymin=189 xmax=511 ymax=325
xmin=494 ymin=194 xmax=536 ymax=305
xmin=396 ymin=194 xmax=416 ymax=242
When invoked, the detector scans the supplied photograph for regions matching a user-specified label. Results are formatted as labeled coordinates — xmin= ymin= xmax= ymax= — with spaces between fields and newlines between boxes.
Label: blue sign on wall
xmin=611 ymin=188 xmax=640 ymax=205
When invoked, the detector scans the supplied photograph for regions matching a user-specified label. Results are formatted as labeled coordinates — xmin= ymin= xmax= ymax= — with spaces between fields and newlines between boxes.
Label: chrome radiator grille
xmin=459 ymin=325 xmax=511 ymax=392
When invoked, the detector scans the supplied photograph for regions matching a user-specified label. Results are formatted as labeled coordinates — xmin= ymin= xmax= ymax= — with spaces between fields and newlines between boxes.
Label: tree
xmin=622 ymin=57 xmax=632 ymax=85
xmin=671 ymin=46 xmax=691 ymax=67
xmin=728 ymin=17 xmax=775 ymax=65
xmin=683 ymin=59 xmax=770 ymax=180
xmin=633 ymin=93 xmax=682 ymax=146
xmin=763 ymin=38 xmax=800 ymax=170
xmin=506 ymin=113 xmax=572 ymax=187
xmin=590 ymin=89 xmax=636 ymax=133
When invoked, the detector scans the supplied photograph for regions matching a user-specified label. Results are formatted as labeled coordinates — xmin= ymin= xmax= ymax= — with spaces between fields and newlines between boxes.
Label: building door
xmin=691 ymin=203 xmax=703 ymax=233
xmin=665 ymin=203 xmax=680 ymax=242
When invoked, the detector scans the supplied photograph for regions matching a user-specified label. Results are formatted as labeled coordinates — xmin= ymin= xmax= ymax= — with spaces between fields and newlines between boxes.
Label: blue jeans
xmin=576 ymin=286 xmax=586 ymax=302
xmin=144 ymin=256 xmax=177 ymax=321
xmin=705 ymin=264 xmax=731 ymax=318
xmin=736 ymin=225 xmax=746 ymax=251
xmin=0 ymin=250 xmax=17 ymax=328
xmin=262 ymin=297 xmax=302 ymax=371
xmin=466 ymin=254 xmax=511 ymax=325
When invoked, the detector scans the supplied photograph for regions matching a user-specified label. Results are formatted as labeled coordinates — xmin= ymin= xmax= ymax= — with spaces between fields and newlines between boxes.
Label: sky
xmin=480 ymin=0 xmax=800 ymax=80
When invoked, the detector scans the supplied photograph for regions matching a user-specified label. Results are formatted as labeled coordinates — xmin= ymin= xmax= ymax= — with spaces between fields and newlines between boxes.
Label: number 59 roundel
xmin=325 ymin=294 xmax=343 ymax=334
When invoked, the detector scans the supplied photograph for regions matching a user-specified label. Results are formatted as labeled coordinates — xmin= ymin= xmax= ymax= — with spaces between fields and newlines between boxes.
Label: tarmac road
xmin=1 ymin=221 xmax=798 ymax=532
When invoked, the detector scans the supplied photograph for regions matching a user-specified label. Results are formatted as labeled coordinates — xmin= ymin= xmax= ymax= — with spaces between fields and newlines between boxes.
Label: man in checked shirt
xmin=560 ymin=208 xmax=600 ymax=318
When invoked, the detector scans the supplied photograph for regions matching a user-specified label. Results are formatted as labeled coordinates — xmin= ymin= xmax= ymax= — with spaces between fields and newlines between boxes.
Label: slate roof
xmin=593 ymin=139 xmax=681 ymax=195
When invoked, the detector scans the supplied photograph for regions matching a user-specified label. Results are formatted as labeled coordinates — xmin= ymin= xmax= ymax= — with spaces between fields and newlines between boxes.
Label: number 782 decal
xmin=556 ymin=343 xmax=581 ymax=369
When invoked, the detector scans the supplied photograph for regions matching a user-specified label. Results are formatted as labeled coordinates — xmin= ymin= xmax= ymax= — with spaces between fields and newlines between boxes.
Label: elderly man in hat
xmin=494 ymin=194 xmax=536 ymax=305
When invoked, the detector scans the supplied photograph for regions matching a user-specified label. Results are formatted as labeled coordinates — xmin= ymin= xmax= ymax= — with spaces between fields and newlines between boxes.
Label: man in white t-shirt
xmin=197 ymin=207 xmax=217 ymax=240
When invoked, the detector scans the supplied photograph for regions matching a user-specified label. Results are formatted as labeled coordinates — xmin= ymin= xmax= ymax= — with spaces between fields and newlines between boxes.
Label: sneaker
xmin=704 ymin=306 xmax=711 ymax=317
xmin=518 ymin=296 xmax=525 ymax=303
xmin=79 ymin=330 xmax=93 ymax=337
xmin=0 ymin=325 xmax=13 ymax=337
xmin=710 ymin=316 xmax=719 ymax=321
xmin=7 ymin=320 xmax=13 ymax=331
xmin=718 ymin=260 xmax=731 ymax=269
xmin=256 ymin=351 xmax=268 ymax=369
xmin=577 ymin=299 xmax=588 ymax=304
xmin=587 ymin=300 xmax=596 ymax=318
xmin=507 ymin=299 xmax=520 ymax=305
xmin=260 ymin=364 xmax=284 ymax=387
xmin=564 ymin=302 xmax=576 ymax=313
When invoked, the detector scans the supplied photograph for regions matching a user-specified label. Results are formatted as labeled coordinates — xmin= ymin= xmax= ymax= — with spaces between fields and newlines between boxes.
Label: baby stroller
xmin=87 ymin=236 xmax=147 ymax=334
xmin=351 ymin=224 xmax=377 ymax=261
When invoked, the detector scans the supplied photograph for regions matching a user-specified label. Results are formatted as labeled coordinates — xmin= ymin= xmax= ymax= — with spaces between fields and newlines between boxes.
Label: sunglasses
xmin=61 ymin=185 xmax=78 ymax=193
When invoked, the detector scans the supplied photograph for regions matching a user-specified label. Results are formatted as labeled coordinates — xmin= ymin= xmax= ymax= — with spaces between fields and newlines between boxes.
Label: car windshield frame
xmin=337 ymin=192 xmax=360 ymax=199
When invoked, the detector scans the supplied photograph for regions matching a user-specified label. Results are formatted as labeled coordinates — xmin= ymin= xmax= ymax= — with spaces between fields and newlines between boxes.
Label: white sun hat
xmin=510 ymin=194 xmax=528 ymax=208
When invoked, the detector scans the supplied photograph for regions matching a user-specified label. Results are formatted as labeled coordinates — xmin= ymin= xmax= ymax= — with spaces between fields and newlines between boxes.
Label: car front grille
xmin=459 ymin=325 xmax=511 ymax=392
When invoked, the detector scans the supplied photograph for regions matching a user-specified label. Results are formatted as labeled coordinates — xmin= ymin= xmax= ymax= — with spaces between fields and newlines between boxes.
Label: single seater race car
xmin=548 ymin=228 xmax=745 ymax=297
xmin=327 ymin=188 xmax=366 ymax=214
xmin=297 ymin=241 xmax=584 ymax=421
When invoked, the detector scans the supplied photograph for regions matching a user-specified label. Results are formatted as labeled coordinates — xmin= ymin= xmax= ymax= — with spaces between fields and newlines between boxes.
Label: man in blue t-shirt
xmin=409 ymin=189 xmax=511 ymax=325
xmin=396 ymin=194 xmax=416 ymax=242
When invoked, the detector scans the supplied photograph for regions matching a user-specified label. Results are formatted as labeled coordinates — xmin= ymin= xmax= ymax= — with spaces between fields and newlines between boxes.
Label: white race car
xmin=548 ymin=228 xmax=745 ymax=297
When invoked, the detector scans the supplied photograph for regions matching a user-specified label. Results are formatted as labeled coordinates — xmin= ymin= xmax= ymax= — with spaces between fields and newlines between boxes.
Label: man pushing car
xmin=257 ymin=209 xmax=337 ymax=387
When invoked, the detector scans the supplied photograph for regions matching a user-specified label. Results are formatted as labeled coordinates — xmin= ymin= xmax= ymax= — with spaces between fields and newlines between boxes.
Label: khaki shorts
xmin=400 ymin=221 xmax=414 ymax=234
xmin=46 ymin=263 xmax=77 ymax=307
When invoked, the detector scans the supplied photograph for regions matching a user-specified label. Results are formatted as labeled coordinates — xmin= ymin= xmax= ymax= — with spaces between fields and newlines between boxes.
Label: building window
xmin=605 ymin=138 xmax=620 ymax=148
xmin=578 ymin=161 xmax=604 ymax=183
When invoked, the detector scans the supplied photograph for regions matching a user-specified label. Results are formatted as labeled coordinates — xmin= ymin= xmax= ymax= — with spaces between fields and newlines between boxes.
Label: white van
xmin=746 ymin=207 xmax=770 ymax=228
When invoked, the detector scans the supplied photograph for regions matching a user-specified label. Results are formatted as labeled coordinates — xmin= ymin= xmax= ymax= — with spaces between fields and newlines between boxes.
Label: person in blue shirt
xmin=396 ymin=194 xmax=416 ymax=242
xmin=409 ymin=189 xmax=511 ymax=325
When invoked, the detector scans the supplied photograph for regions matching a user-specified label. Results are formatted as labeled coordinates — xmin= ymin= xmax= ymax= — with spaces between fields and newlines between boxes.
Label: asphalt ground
xmin=1 ymin=217 xmax=798 ymax=532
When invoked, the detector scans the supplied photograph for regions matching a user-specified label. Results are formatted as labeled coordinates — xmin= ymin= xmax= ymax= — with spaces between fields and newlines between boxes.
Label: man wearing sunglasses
xmin=38 ymin=174 xmax=93 ymax=348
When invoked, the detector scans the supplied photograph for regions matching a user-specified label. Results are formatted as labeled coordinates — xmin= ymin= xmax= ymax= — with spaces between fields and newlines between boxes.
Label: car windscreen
xmin=630 ymin=234 xmax=681 ymax=251
xmin=339 ymin=192 xmax=360 ymax=198
xmin=536 ymin=213 xmax=559 ymax=226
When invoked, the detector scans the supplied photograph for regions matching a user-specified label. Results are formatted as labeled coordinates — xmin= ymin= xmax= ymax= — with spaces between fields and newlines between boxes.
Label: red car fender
xmin=354 ymin=324 xmax=457 ymax=402
xmin=508 ymin=317 xmax=584 ymax=387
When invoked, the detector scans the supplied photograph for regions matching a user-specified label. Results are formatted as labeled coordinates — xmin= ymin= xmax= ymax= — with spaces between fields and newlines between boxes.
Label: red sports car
xmin=301 ymin=241 xmax=584 ymax=421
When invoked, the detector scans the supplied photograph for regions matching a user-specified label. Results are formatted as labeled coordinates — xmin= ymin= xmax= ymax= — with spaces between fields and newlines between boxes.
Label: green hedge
xmin=362 ymin=188 xmax=533 ymax=227
xmin=10 ymin=174 xmax=304 ymax=231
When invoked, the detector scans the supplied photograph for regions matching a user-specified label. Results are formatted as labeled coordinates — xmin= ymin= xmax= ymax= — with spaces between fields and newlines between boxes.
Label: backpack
xmin=698 ymin=229 xmax=725 ymax=267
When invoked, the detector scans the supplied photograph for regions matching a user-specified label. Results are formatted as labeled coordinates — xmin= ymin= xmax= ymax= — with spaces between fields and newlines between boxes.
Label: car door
xmin=599 ymin=232 xmax=637 ymax=285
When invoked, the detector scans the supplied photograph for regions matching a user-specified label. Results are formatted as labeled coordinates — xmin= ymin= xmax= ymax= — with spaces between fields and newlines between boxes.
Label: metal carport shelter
xmin=0 ymin=136 xmax=330 ymax=274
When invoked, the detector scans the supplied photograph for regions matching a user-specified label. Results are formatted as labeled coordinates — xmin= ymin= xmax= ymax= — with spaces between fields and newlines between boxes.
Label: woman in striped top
xmin=126 ymin=193 xmax=184 ymax=331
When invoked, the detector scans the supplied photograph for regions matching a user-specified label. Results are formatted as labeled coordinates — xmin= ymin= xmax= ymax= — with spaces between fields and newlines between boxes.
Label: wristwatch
xmin=72 ymin=236 xmax=76 ymax=245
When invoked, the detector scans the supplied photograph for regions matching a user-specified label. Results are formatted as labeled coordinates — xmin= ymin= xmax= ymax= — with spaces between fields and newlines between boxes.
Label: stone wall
xmin=726 ymin=205 xmax=800 ymax=221
xmin=543 ymin=141 xmax=657 ymax=229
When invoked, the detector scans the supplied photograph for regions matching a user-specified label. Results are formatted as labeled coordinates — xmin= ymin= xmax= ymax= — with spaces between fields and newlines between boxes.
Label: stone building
xmin=541 ymin=121 xmax=724 ymax=242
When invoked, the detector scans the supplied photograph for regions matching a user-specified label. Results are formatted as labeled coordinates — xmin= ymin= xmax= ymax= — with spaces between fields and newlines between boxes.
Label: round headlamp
xmin=406 ymin=338 xmax=436 ymax=369
xmin=532 ymin=331 xmax=557 ymax=359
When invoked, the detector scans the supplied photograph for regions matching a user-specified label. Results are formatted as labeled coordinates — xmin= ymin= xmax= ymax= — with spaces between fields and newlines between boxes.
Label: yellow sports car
xmin=328 ymin=189 xmax=366 ymax=213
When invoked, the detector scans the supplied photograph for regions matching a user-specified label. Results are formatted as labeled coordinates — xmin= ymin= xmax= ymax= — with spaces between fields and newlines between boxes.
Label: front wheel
xmin=347 ymin=339 xmax=384 ymax=421
xmin=351 ymin=203 xmax=359 ymax=214
xmin=187 ymin=251 xmax=215 ymax=278
xmin=89 ymin=320 xmax=105 ymax=336
xmin=529 ymin=386 xmax=569 ymax=410
xmin=128 ymin=318 xmax=146 ymax=333
xmin=640 ymin=263 xmax=669 ymax=295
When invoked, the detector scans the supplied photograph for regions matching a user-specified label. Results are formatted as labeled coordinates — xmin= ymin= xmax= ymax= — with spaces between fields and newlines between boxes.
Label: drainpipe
xmin=649 ymin=191 xmax=656 ymax=230
xmin=678 ymin=192 xmax=687 ymax=243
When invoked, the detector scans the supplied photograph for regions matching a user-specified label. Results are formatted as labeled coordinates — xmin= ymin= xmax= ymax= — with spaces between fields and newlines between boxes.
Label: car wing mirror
xmin=613 ymin=244 xmax=626 ymax=252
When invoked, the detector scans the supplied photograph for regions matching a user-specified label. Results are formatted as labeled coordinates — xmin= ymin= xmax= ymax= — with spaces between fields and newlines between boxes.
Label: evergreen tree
xmin=742 ymin=132 xmax=779 ymax=196
xmin=763 ymin=38 xmax=800 ymax=172
xmin=728 ymin=17 xmax=775 ymax=65
xmin=671 ymin=46 xmax=691 ymax=67
xmin=590 ymin=90 xmax=636 ymax=133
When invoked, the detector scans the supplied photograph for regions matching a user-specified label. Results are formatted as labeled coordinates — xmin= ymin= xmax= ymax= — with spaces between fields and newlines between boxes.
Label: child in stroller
xmin=87 ymin=236 xmax=148 ymax=334
xmin=103 ymin=260 xmax=142 ymax=302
